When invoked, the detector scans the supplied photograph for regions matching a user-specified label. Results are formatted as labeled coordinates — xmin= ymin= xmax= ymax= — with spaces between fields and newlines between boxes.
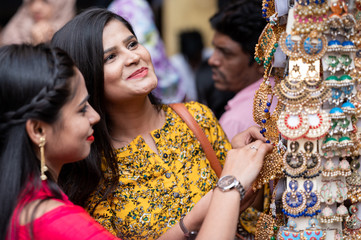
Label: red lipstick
xmin=87 ymin=135 xmax=94 ymax=141
xmin=127 ymin=67 xmax=148 ymax=80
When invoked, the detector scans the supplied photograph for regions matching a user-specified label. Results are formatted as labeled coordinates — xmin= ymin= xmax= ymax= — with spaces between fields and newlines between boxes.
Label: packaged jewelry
xmin=325 ymin=75 xmax=355 ymax=105
xmin=325 ymin=55 xmax=341 ymax=74
xmin=304 ymin=110 xmax=331 ymax=140
xmin=283 ymin=141 xmax=307 ymax=178
xmin=320 ymin=180 xmax=348 ymax=205
xmin=282 ymin=180 xmax=307 ymax=217
xmin=322 ymin=137 xmax=340 ymax=159
xmin=299 ymin=31 xmax=328 ymax=62
xmin=346 ymin=158 xmax=361 ymax=203
xmin=274 ymin=78 xmax=308 ymax=108
xmin=343 ymin=205 xmax=361 ymax=239
xmin=277 ymin=220 xmax=302 ymax=240
xmin=341 ymin=101 xmax=357 ymax=115
xmin=338 ymin=54 xmax=354 ymax=72
xmin=336 ymin=204 xmax=349 ymax=221
xmin=338 ymin=158 xmax=352 ymax=177
xmin=341 ymin=13 xmax=357 ymax=39
xmin=329 ymin=109 xmax=351 ymax=136
xmin=327 ymin=39 xmax=343 ymax=52
xmin=320 ymin=181 xmax=334 ymax=205
xmin=277 ymin=111 xmax=309 ymax=140
xmin=302 ymin=218 xmax=325 ymax=240
xmin=320 ymin=205 xmax=336 ymax=224
xmin=279 ymin=31 xmax=301 ymax=59
xmin=322 ymin=159 xmax=338 ymax=177
xmin=328 ymin=14 xmax=343 ymax=38
xmin=338 ymin=136 xmax=355 ymax=149
xmin=303 ymin=141 xmax=322 ymax=178
xmin=303 ymin=180 xmax=321 ymax=217
xmin=335 ymin=180 xmax=348 ymax=203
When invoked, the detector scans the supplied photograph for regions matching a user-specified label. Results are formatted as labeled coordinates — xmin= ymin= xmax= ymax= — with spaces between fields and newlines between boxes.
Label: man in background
xmin=208 ymin=1 xmax=267 ymax=238
xmin=209 ymin=0 xmax=267 ymax=141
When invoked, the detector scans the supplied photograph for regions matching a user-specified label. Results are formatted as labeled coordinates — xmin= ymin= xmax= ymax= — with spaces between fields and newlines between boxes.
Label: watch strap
xmin=217 ymin=175 xmax=246 ymax=201
xmin=179 ymin=214 xmax=198 ymax=240
xmin=236 ymin=181 xmax=246 ymax=200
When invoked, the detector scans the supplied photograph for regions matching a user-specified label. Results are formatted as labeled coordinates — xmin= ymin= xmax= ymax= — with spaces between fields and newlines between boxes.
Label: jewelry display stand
xmin=254 ymin=0 xmax=361 ymax=239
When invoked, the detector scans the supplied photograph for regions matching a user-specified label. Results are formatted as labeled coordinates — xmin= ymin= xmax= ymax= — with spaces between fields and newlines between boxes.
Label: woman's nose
xmin=89 ymin=106 xmax=100 ymax=125
xmin=124 ymin=51 xmax=140 ymax=66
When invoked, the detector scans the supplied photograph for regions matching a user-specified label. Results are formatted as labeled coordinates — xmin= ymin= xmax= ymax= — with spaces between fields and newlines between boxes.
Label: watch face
xmin=218 ymin=175 xmax=236 ymax=190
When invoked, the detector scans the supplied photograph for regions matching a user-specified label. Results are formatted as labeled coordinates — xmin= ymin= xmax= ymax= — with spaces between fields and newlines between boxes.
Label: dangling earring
xmin=282 ymin=180 xmax=307 ymax=217
xmin=39 ymin=136 xmax=48 ymax=180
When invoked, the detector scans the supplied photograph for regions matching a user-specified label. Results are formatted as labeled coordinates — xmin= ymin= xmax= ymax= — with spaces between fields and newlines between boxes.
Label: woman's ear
xmin=26 ymin=119 xmax=47 ymax=146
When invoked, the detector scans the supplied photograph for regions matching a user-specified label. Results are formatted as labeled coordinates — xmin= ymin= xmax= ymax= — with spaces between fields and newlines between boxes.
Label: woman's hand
xmin=222 ymin=140 xmax=273 ymax=190
xmin=231 ymin=126 xmax=267 ymax=149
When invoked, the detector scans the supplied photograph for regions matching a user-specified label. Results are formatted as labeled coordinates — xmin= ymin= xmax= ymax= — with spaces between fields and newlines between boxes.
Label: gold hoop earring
xmin=39 ymin=136 xmax=48 ymax=180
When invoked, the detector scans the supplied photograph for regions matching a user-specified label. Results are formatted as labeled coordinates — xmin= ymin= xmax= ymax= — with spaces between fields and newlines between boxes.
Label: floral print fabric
xmin=86 ymin=102 xmax=230 ymax=239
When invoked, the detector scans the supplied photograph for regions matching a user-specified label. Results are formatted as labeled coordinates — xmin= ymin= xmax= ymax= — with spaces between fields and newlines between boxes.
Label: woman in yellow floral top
xmin=52 ymin=8 xmax=269 ymax=240
xmin=87 ymin=102 xmax=229 ymax=239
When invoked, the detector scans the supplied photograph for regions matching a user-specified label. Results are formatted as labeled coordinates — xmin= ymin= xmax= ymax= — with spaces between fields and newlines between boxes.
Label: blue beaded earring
xmin=282 ymin=180 xmax=307 ymax=217
xmin=303 ymin=180 xmax=321 ymax=217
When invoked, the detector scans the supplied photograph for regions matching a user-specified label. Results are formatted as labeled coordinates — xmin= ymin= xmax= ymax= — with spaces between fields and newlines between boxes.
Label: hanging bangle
xmin=179 ymin=214 xmax=198 ymax=240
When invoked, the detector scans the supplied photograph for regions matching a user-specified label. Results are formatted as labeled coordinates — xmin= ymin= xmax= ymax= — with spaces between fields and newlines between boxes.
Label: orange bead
xmin=331 ymin=1 xmax=343 ymax=15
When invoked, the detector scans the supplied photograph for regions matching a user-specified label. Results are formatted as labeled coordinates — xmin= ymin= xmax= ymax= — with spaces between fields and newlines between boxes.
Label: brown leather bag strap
xmin=169 ymin=103 xmax=222 ymax=178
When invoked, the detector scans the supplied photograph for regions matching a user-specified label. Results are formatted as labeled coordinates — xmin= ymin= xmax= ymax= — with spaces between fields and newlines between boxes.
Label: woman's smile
xmin=127 ymin=67 xmax=148 ymax=80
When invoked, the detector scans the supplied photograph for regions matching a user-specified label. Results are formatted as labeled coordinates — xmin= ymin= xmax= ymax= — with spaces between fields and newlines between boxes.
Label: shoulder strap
xmin=169 ymin=103 xmax=222 ymax=178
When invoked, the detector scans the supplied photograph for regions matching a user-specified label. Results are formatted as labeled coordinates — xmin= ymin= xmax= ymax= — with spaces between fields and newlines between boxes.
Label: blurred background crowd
xmin=0 ymin=0 xmax=235 ymax=115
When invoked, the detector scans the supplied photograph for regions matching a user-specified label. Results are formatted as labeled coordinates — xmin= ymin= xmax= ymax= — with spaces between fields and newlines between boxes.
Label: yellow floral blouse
xmin=86 ymin=102 xmax=231 ymax=239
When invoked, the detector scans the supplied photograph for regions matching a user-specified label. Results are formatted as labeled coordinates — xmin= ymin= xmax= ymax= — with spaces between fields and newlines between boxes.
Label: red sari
xmin=8 ymin=181 xmax=119 ymax=240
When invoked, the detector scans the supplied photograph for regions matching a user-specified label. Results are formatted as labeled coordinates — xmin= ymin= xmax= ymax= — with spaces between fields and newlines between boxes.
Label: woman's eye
xmin=128 ymin=41 xmax=139 ymax=49
xmin=104 ymin=54 xmax=116 ymax=63
xmin=80 ymin=105 xmax=88 ymax=114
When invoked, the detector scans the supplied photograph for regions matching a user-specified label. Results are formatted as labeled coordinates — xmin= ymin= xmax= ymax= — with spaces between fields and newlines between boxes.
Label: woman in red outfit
xmin=0 ymin=44 xmax=120 ymax=239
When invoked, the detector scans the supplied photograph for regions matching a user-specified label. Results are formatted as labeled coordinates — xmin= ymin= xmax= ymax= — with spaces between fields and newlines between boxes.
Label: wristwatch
xmin=179 ymin=214 xmax=198 ymax=240
xmin=216 ymin=175 xmax=246 ymax=200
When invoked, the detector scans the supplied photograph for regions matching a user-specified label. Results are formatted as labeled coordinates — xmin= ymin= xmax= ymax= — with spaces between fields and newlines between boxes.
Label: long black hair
xmin=0 ymin=44 xmax=76 ymax=239
xmin=52 ymin=8 xmax=161 ymax=210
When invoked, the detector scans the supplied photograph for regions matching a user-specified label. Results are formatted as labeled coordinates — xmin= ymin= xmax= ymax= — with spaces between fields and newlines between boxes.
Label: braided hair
xmin=0 ymin=44 xmax=76 ymax=239
xmin=210 ymin=0 xmax=266 ymax=65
